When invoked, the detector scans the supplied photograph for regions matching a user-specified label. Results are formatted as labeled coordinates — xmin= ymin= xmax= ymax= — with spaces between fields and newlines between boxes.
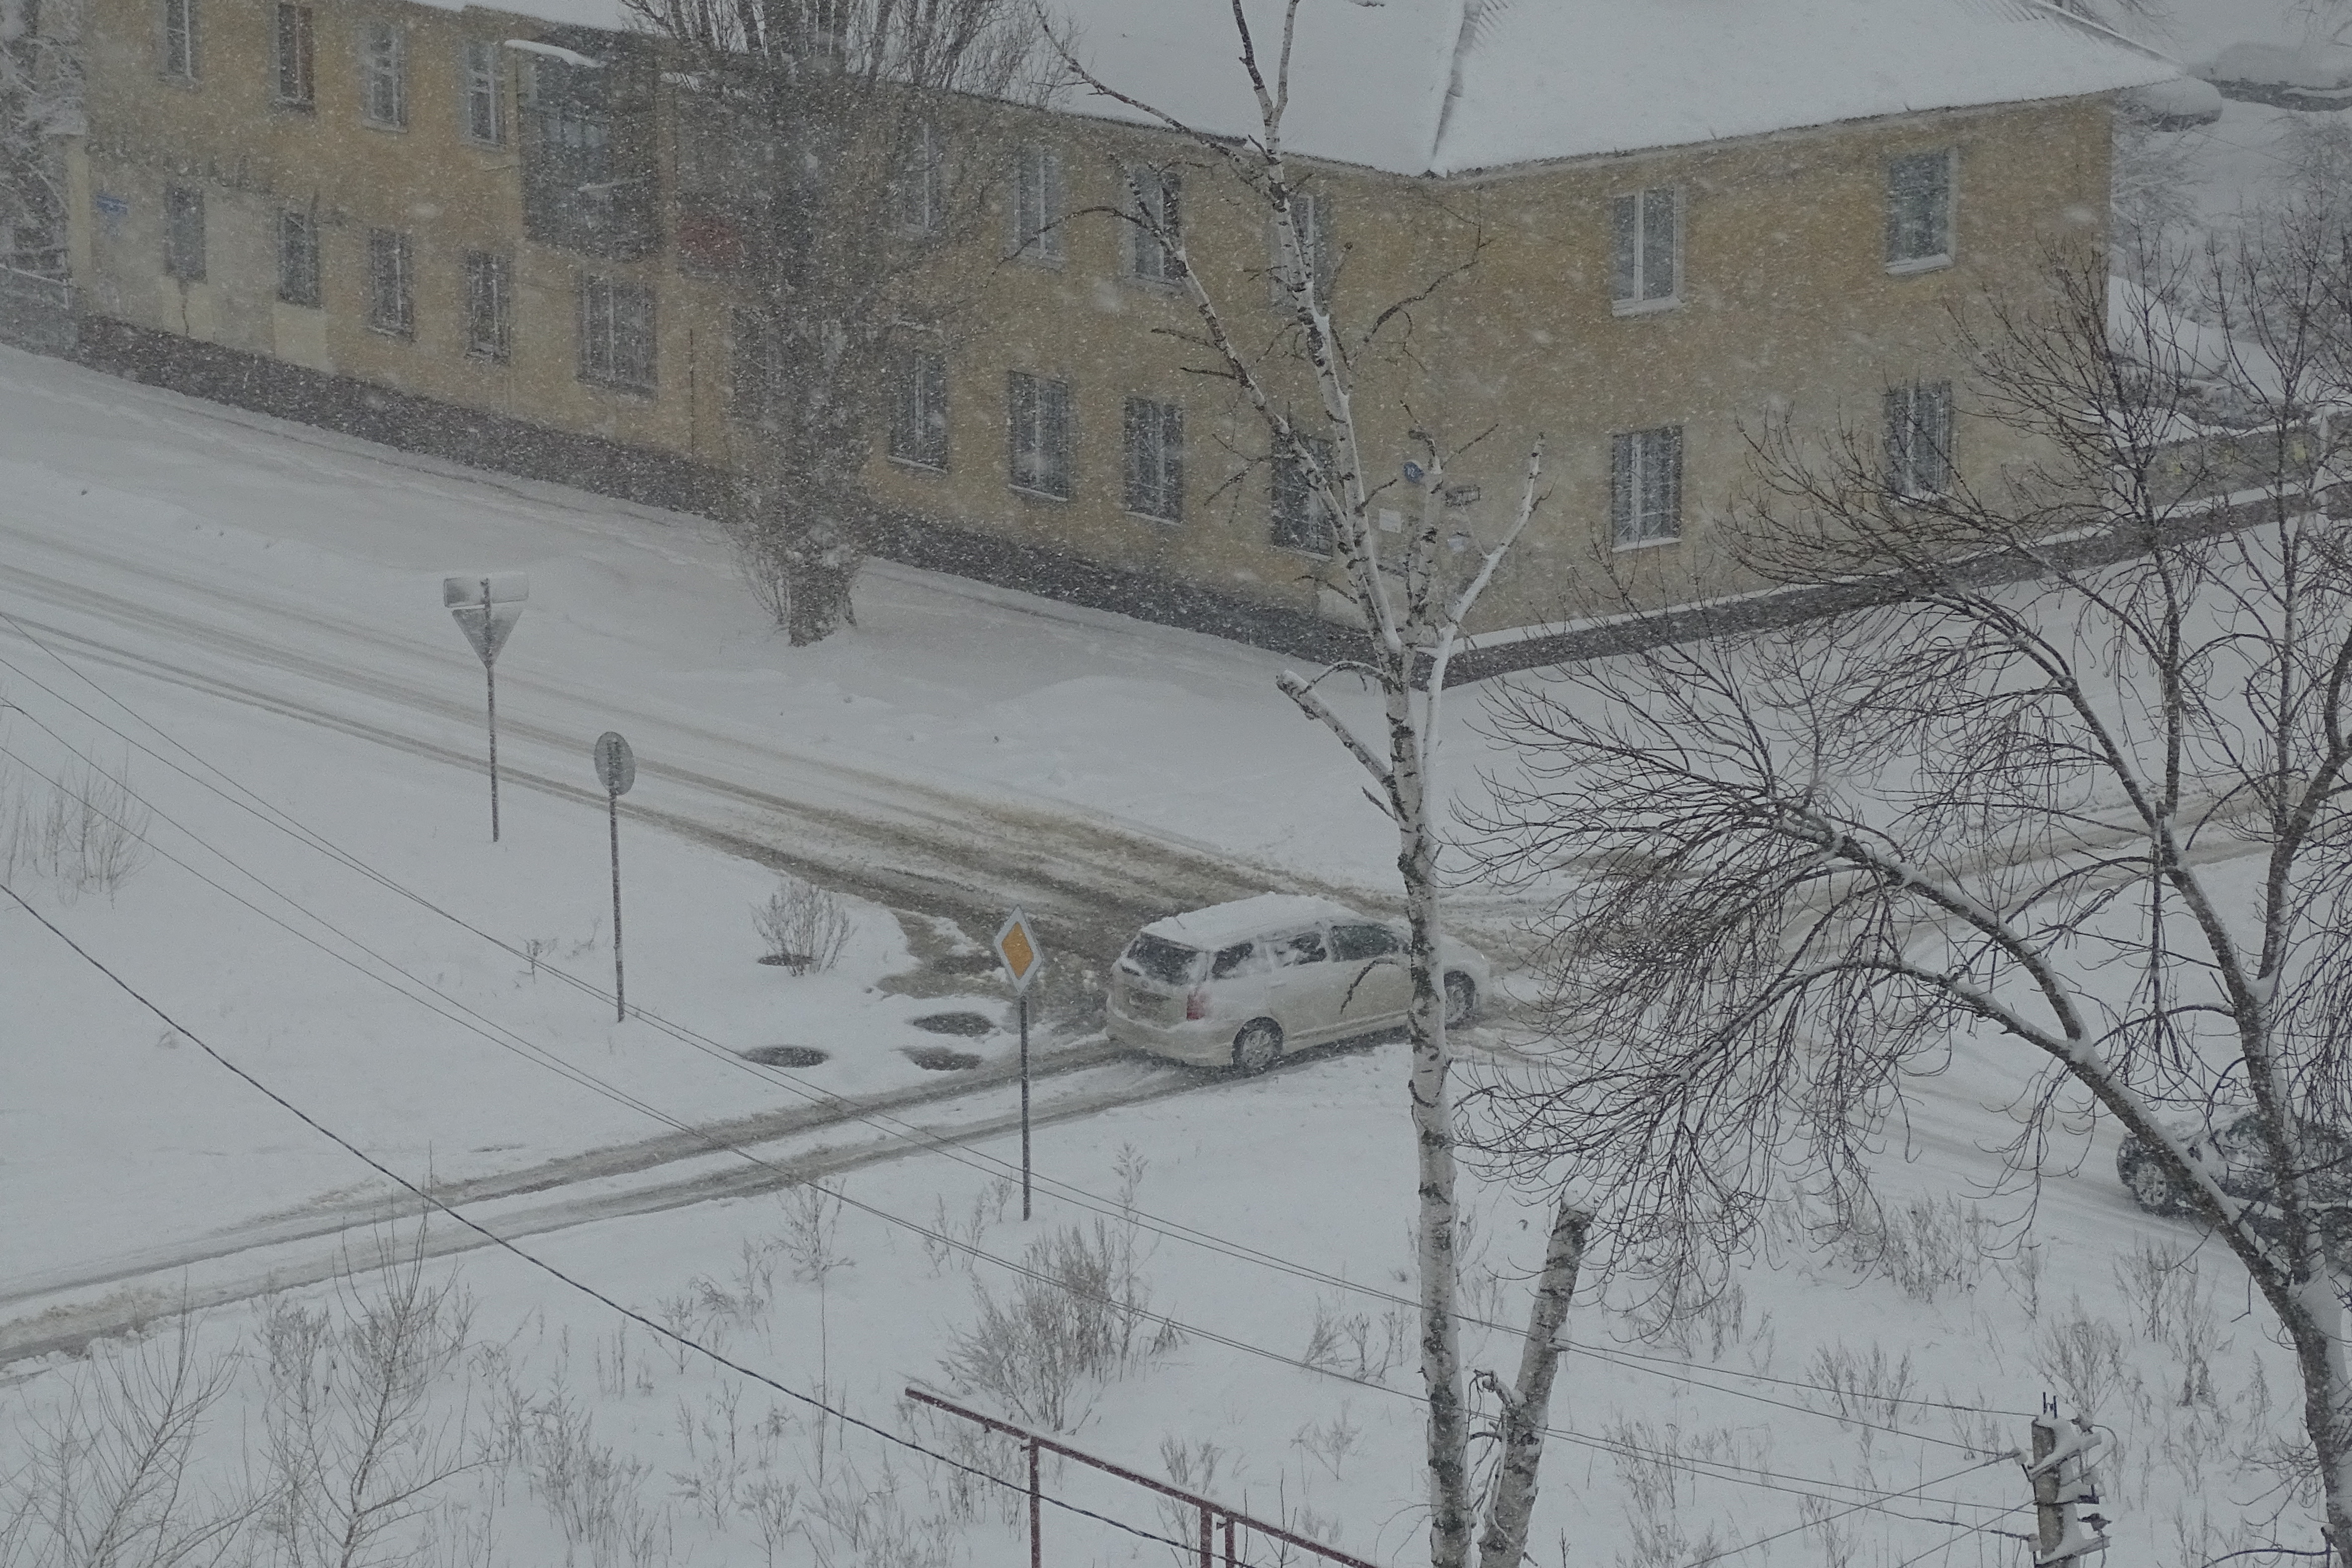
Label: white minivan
xmin=1106 ymin=893 xmax=1488 ymax=1072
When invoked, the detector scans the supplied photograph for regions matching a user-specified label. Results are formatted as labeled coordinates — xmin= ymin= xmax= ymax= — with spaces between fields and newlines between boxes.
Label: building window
xmin=1611 ymin=186 xmax=1679 ymax=310
xmin=1007 ymin=371 xmax=1072 ymax=499
xmin=274 ymin=3 xmax=313 ymax=105
xmin=897 ymin=121 xmax=942 ymax=237
xmin=1269 ymin=191 xmax=1333 ymax=305
xmin=1012 ymin=143 xmax=1063 ymax=262
xmin=163 ymin=184 xmax=205 ymax=280
xmin=359 ymin=20 xmax=407 ymax=129
xmin=462 ymin=40 xmax=504 ymax=145
xmin=1886 ymin=150 xmax=1952 ymax=269
xmin=364 ymin=229 xmax=412 ymax=335
xmin=160 ymin=0 xmax=198 ymax=81
xmin=579 ymin=275 xmax=656 ymax=390
xmin=1125 ymin=165 xmax=1181 ymax=284
xmin=1123 ymin=397 xmax=1183 ymax=522
xmin=1271 ymin=433 xmax=1336 ymax=554
xmin=464 ymin=250 xmax=511 ymax=361
xmin=1885 ymin=382 xmax=1953 ymax=497
xmin=890 ymin=348 xmax=949 ymax=470
xmin=730 ymin=309 xmax=786 ymax=420
xmin=1611 ymin=425 xmax=1682 ymax=547
xmin=277 ymin=209 xmax=319 ymax=305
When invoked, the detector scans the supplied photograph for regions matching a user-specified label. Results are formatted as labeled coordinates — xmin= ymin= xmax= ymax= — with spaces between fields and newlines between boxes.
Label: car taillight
xmin=1185 ymin=989 xmax=1209 ymax=1020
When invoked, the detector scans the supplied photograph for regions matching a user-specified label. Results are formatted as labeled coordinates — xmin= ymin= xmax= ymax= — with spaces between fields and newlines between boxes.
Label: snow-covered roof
xmin=429 ymin=0 xmax=2180 ymax=178
xmin=1044 ymin=0 xmax=2182 ymax=176
xmin=417 ymin=0 xmax=633 ymax=29
xmin=1141 ymin=893 xmax=1366 ymax=947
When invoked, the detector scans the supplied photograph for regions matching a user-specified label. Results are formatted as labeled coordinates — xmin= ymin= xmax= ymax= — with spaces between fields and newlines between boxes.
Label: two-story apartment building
xmin=55 ymin=0 xmax=2174 ymax=649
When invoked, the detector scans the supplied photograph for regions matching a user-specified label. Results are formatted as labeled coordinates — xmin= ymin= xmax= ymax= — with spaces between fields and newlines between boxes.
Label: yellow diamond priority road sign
xmin=995 ymin=908 xmax=1042 ymax=994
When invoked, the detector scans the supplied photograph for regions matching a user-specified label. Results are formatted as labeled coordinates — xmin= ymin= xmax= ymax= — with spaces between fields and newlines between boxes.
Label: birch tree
xmin=1472 ymin=229 xmax=2352 ymax=1556
xmin=1043 ymin=7 xmax=1587 ymax=1565
xmin=620 ymin=0 xmax=1040 ymax=643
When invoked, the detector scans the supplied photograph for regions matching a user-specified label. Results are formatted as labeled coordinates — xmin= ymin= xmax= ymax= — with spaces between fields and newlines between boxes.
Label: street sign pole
xmin=994 ymin=909 xmax=1043 ymax=1221
xmin=486 ymin=659 xmax=500 ymax=842
xmin=1018 ymin=990 xmax=1031 ymax=1220
xmin=592 ymin=732 xmax=636 ymax=1024
xmin=443 ymin=573 xmax=529 ymax=843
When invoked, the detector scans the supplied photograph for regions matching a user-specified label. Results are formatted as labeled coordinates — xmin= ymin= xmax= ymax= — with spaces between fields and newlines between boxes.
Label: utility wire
xmin=0 ymin=792 xmax=2014 ymax=1522
xmin=1672 ymin=1458 xmax=2019 ymax=1568
xmin=0 ymin=879 xmax=1298 ymax=1568
xmin=0 ymin=622 xmax=2042 ymax=1436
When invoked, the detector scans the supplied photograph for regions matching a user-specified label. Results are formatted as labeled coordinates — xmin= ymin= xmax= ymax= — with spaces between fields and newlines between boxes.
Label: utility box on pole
xmin=2025 ymin=1408 xmax=2110 ymax=1566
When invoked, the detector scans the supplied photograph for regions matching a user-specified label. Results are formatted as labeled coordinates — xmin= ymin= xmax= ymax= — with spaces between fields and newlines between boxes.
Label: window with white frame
xmin=160 ymin=0 xmax=198 ymax=81
xmin=163 ymin=184 xmax=205 ymax=280
xmin=359 ymin=20 xmax=406 ymax=128
xmin=730 ymin=309 xmax=787 ymax=421
xmin=464 ymin=249 xmax=511 ymax=361
xmin=1886 ymin=150 xmax=1952 ymax=268
xmin=1269 ymin=190 xmax=1333 ymax=305
xmin=580 ymin=275 xmax=656 ymax=390
xmin=1007 ymin=371 xmax=1072 ymax=499
xmin=897 ymin=122 xmax=942 ymax=237
xmin=274 ymin=3 xmax=313 ymax=104
xmin=461 ymin=40 xmax=504 ymax=145
xmin=1125 ymin=165 xmax=1181 ymax=284
xmin=1271 ymin=433 xmax=1336 ymax=554
xmin=1012 ymin=143 xmax=1063 ymax=262
xmin=365 ymin=228 xmax=412 ymax=336
xmin=1884 ymin=381 xmax=1953 ymax=497
xmin=890 ymin=348 xmax=949 ymax=469
xmin=1123 ymin=397 xmax=1183 ymax=521
xmin=1610 ymin=425 xmax=1682 ymax=547
xmin=277 ymin=208 xmax=319 ymax=306
xmin=1610 ymin=186 xmax=1678 ymax=309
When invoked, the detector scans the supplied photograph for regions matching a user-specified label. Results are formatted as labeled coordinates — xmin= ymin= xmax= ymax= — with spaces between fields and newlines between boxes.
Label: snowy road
xmin=0 ymin=347 xmax=1409 ymax=964
xmin=0 ymin=1042 xmax=1266 ymax=1369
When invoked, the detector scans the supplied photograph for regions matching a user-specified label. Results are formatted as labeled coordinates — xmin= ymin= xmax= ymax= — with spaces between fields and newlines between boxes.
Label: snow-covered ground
xmin=4 ymin=20 xmax=2339 ymax=1559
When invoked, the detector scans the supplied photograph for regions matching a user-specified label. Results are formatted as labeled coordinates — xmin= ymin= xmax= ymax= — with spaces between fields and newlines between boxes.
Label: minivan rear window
xmin=1123 ymin=932 xmax=1203 ymax=987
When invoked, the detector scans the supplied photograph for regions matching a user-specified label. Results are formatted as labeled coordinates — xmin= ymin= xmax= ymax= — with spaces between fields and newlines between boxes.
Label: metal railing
xmin=907 ymin=1387 xmax=1385 ymax=1568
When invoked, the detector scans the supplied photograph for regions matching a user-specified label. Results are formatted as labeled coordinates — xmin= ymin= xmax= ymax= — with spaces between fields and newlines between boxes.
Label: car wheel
xmin=2116 ymin=1134 xmax=2197 ymax=1218
xmin=1233 ymin=1018 xmax=1284 ymax=1074
xmin=1443 ymin=971 xmax=1478 ymax=1029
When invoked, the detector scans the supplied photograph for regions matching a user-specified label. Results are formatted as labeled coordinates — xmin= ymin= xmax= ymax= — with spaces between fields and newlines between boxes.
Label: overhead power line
xmin=0 ymin=614 xmax=2039 ymax=1468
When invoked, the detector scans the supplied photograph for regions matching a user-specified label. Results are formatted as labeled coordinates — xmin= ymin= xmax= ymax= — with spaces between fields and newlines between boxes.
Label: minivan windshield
xmin=1123 ymin=932 xmax=1203 ymax=987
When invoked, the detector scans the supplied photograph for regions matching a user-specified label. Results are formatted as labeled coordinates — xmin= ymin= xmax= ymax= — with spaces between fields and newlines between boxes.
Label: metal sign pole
xmin=443 ymin=573 xmax=528 ymax=844
xmin=487 ymin=658 xmax=500 ymax=843
xmin=1018 ymin=990 xmax=1032 ymax=1221
xmin=592 ymin=732 xmax=637 ymax=1025
xmin=608 ymin=783 xmax=624 ymax=1022
xmin=994 ymin=908 xmax=1042 ymax=1223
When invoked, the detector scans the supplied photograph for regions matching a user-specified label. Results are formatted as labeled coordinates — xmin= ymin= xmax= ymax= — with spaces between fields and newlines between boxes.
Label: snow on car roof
xmin=1140 ymin=893 xmax=1367 ymax=948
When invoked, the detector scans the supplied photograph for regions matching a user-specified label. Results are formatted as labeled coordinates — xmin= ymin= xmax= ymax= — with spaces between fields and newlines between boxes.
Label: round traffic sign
xmin=593 ymin=731 xmax=636 ymax=796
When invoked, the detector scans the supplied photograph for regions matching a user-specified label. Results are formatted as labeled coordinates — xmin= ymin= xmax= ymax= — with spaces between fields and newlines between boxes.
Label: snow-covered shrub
xmin=937 ymin=1219 xmax=1181 ymax=1432
xmin=1 ymin=754 xmax=152 ymax=899
xmin=753 ymin=875 xmax=854 ymax=973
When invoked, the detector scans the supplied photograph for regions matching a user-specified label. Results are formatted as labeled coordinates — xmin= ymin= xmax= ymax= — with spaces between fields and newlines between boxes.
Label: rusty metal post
xmin=1198 ymin=1504 xmax=1212 ymax=1568
xmin=1029 ymin=1437 xmax=1042 ymax=1568
xmin=1224 ymin=1516 xmax=1236 ymax=1568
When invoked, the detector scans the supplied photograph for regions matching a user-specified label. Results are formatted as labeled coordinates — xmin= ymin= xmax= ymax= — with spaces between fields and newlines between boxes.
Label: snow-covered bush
xmin=752 ymin=875 xmax=853 ymax=973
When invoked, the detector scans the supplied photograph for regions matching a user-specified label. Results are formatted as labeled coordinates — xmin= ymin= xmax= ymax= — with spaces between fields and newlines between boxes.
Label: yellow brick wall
xmin=71 ymin=0 xmax=2114 ymax=635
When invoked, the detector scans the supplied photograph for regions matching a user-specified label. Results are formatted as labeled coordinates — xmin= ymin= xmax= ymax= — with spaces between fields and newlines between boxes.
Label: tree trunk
xmin=2276 ymin=1275 xmax=2352 ymax=1568
xmin=1393 ymin=682 xmax=1473 ymax=1568
xmin=1477 ymin=1198 xmax=1591 ymax=1568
